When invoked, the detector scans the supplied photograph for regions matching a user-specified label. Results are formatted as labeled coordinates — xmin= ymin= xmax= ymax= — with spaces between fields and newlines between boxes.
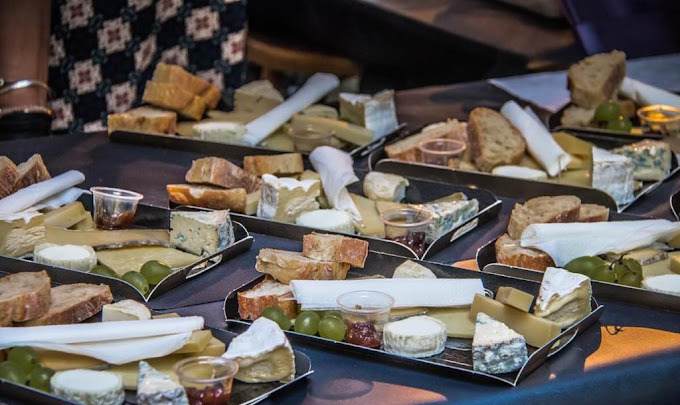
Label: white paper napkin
xmin=0 ymin=171 xmax=85 ymax=214
xmin=309 ymin=146 xmax=361 ymax=220
xmin=620 ymin=77 xmax=680 ymax=108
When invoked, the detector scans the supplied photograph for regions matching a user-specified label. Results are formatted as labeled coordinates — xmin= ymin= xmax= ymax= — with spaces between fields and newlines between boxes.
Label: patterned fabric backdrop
xmin=48 ymin=0 xmax=247 ymax=133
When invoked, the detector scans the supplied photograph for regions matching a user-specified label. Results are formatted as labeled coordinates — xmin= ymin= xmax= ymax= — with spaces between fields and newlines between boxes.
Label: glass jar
xmin=637 ymin=105 xmax=680 ymax=136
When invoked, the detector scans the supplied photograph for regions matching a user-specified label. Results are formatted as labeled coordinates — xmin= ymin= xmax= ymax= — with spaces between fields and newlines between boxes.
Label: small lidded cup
xmin=637 ymin=105 xmax=680 ymax=136
xmin=174 ymin=356 xmax=239 ymax=405
xmin=337 ymin=290 xmax=394 ymax=349
xmin=90 ymin=187 xmax=143 ymax=230
xmin=380 ymin=207 xmax=432 ymax=257
xmin=417 ymin=138 xmax=467 ymax=168
xmin=288 ymin=123 xmax=333 ymax=152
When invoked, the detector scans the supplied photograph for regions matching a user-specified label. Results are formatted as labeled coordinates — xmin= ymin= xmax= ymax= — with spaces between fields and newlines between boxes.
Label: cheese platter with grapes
xmin=223 ymin=232 xmax=603 ymax=386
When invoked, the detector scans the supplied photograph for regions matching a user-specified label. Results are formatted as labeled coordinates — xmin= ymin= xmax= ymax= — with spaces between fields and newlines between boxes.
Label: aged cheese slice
xmin=552 ymin=131 xmax=593 ymax=157
xmin=671 ymin=255 xmax=680 ymax=274
xmin=96 ymin=246 xmax=199 ymax=275
xmin=291 ymin=115 xmax=373 ymax=146
xmin=173 ymin=330 xmax=213 ymax=354
xmin=642 ymin=274 xmax=680 ymax=296
xmin=350 ymin=193 xmax=385 ymax=237
xmin=43 ymin=202 xmax=89 ymax=227
xmin=259 ymin=129 xmax=295 ymax=152
xmin=375 ymin=201 xmax=408 ymax=215
xmin=389 ymin=307 xmax=428 ymax=322
xmin=605 ymin=248 xmax=668 ymax=266
xmin=427 ymin=307 xmax=475 ymax=338
xmin=71 ymin=213 xmax=95 ymax=230
xmin=45 ymin=227 xmax=170 ymax=246
xmin=39 ymin=350 xmax=106 ymax=371
xmin=495 ymin=287 xmax=534 ymax=312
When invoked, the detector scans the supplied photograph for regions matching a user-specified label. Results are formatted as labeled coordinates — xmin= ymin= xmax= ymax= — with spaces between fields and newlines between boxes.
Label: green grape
xmin=90 ymin=265 xmax=119 ymax=278
xmin=261 ymin=307 xmax=292 ymax=330
xmin=318 ymin=316 xmax=347 ymax=341
xmin=564 ymin=256 xmax=607 ymax=278
xmin=140 ymin=260 xmax=171 ymax=285
xmin=122 ymin=271 xmax=150 ymax=295
xmin=606 ymin=116 xmax=632 ymax=133
xmin=0 ymin=361 xmax=27 ymax=385
xmin=28 ymin=366 xmax=54 ymax=392
xmin=294 ymin=311 xmax=321 ymax=335
xmin=594 ymin=101 xmax=621 ymax=123
xmin=619 ymin=272 xmax=642 ymax=287
xmin=622 ymin=258 xmax=642 ymax=275
xmin=613 ymin=263 xmax=629 ymax=283
xmin=8 ymin=347 xmax=39 ymax=374
xmin=323 ymin=310 xmax=343 ymax=320
xmin=590 ymin=264 xmax=616 ymax=283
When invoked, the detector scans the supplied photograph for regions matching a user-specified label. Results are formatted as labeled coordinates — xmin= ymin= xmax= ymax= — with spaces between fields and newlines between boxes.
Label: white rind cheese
xmin=413 ymin=199 xmax=479 ymax=243
xmin=137 ymin=361 xmax=188 ymax=405
xmin=295 ymin=209 xmax=354 ymax=233
xmin=592 ymin=147 xmax=635 ymax=206
xmin=382 ymin=315 xmax=447 ymax=358
xmin=33 ymin=243 xmax=97 ymax=272
xmin=362 ymin=171 xmax=409 ymax=202
xmin=51 ymin=369 xmax=125 ymax=405
xmin=223 ymin=317 xmax=296 ymax=383
xmin=392 ymin=260 xmax=437 ymax=279
xmin=534 ymin=267 xmax=591 ymax=328
xmin=611 ymin=140 xmax=671 ymax=181
xmin=491 ymin=165 xmax=548 ymax=181
xmin=102 ymin=300 xmax=151 ymax=322
xmin=642 ymin=274 xmax=680 ymax=296
xmin=170 ymin=210 xmax=234 ymax=256
xmin=257 ymin=174 xmax=320 ymax=223
xmin=339 ymin=90 xmax=399 ymax=139
xmin=472 ymin=313 xmax=527 ymax=374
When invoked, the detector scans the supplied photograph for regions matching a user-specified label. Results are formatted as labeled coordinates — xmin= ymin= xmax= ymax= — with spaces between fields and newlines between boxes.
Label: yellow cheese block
xmin=71 ymin=213 xmax=95 ymax=230
xmin=469 ymin=294 xmax=561 ymax=347
xmin=300 ymin=170 xmax=330 ymax=208
xmin=42 ymin=202 xmax=88 ymax=228
xmin=428 ymin=192 xmax=465 ymax=204
xmin=552 ymin=131 xmax=594 ymax=157
xmin=671 ymin=255 xmax=680 ymax=274
xmin=96 ymin=246 xmax=199 ymax=275
xmin=517 ymin=155 xmax=542 ymax=170
xmin=427 ymin=307 xmax=475 ymax=338
xmin=668 ymin=234 xmax=680 ymax=249
xmin=291 ymin=115 xmax=373 ymax=146
xmin=566 ymin=155 xmax=590 ymax=170
xmin=46 ymin=227 xmax=170 ymax=246
xmin=550 ymin=169 xmax=591 ymax=188
xmin=495 ymin=287 xmax=534 ymax=312
xmin=259 ymin=129 xmax=295 ymax=152
xmin=245 ymin=190 xmax=261 ymax=215
xmin=350 ymin=193 xmax=385 ymax=237
xmin=642 ymin=256 xmax=673 ymax=279
xmin=375 ymin=201 xmax=408 ymax=215
xmin=39 ymin=350 xmax=106 ymax=371
xmin=173 ymin=330 xmax=212 ymax=354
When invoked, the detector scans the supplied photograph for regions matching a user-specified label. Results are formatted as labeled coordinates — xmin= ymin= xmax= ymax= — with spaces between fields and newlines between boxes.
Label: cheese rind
xmin=51 ymin=369 xmax=125 ymax=405
xmin=102 ymin=300 xmax=151 ymax=322
xmin=382 ymin=316 xmax=447 ymax=358
xmin=472 ymin=313 xmax=528 ymax=374
xmin=339 ymin=90 xmax=399 ymax=138
xmin=257 ymin=174 xmax=320 ymax=223
xmin=170 ymin=210 xmax=234 ymax=256
xmin=137 ymin=361 xmax=189 ymax=405
xmin=33 ymin=243 xmax=97 ymax=272
xmin=363 ymin=171 xmax=409 ymax=202
xmin=495 ymin=287 xmax=534 ymax=313
xmin=45 ymin=227 xmax=170 ymax=247
xmin=533 ymin=267 xmax=591 ymax=328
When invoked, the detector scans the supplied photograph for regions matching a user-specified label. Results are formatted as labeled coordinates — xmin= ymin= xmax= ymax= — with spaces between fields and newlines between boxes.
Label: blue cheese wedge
xmin=51 ymin=369 xmax=125 ymax=405
xmin=102 ymin=300 xmax=151 ymax=322
xmin=339 ymin=90 xmax=399 ymax=138
xmin=472 ymin=313 xmax=528 ymax=374
xmin=413 ymin=199 xmax=479 ymax=243
xmin=33 ymin=243 xmax=96 ymax=272
xmin=257 ymin=174 xmax=320 ymax=223
xmin=137 ymin=361 xmax=188 ymax=405
xmin=170 ymin=210 xmax=234 ymax=256
xmin=223 ymin=317 xmax=296 ymax=383
xmin=362 ymin=171 xmax=409 ymax=202
xmin=533 ymin=267 xmax=591 ymax=329
xmin=592 ymin=147 xmax=635 ymax=206
xmin=611 ymin=140 xmax=671 ymax=181
xmin=295 ymin=209 xmax=354 ymax=233
xmin=382 ymin=315 xmax=447 ymax=358
xmin=642 ymin=274 xmax=680 ymax=296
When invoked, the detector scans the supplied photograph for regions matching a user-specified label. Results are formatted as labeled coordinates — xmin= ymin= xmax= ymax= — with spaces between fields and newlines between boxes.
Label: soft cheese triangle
xmin=534 ymin=267 xmax=591 ymax=328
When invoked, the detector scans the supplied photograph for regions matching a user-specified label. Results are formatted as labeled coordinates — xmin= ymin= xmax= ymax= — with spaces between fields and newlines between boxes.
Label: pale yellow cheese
xmin=550 ymin=169 xmax=591 ymax=187
xmin=246 ymin=190 xmax=261 ymax=215
xmin=300 ymin=170 xmax=330 ymax=208
xmin=427 ymin=307 xmax=475 ymax=338
xmin=517 ymin=155 xmax=542 ymax=170
xmin=552 ymin=131 xmax=594 ymax=157
xmin=668 ymin=234 xmax=680 ymax=249
xmin=70 ymin=213 xmax=95 ymax=230
xmin=291 ymin=115 xmax=373 ymax=146
xmin=642 ymin=256 xmax=673 ymax=279
xmin=671 ymin=255 xmax=680 ymax=274
xmin=46 ymin=227 xmax=170 ymax=246
xmin=389 ymin=307 xmax=427 ymax=321
xmin=428 ymin=192 xmax=465 ymax=204
xmin=495 ymin=287 xmax=534 ymax=312
xmin=259 ymin=129 xmax=295 ymax=152
xmin=42 ymin=202 xmax=88 ymax=228
xmin=38 ymin=351 xmax=106 ymax=371
xmin=375 ymin=201 xmax=408 ymax=215
xmin=350 ymin=193 xmax=385 ymax=237
xmin=96 ymin=246 xmax=199 ymax=275
xmin=173 ymin=330 xmax=212 ymax=354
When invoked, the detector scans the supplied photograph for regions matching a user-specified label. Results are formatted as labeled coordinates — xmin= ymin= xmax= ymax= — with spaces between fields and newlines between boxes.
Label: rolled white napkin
xmin=620 ymin=77 xmax=680 ymax=108
xmin=309 ymin=146 xmax=361 ymax=221
xmin=0 ymin=188 xmax=84 ymax=223
xmin=500 ymin=101 xmax=571 ymax=177
xmin=290 ymin=278 xmax=484 ymax=310
xmin=520 ymin=220 xmax=680 ymax=266
xmin=0 ymin=170 xmax=85 ymax=214
xmin=242 ymin=73 xmax=340 ymax=145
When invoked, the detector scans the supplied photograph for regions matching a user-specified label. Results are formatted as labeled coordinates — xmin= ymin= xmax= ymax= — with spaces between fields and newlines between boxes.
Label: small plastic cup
xmin=418 ymin=138 xmax=467 ymax=167
xmin=380 ymin=207 xmax=432 ymax=256
xmin=337 ymin=290 xmax=395 ymax=348
xmin=90 ymin=187 xmax=143 ymax=230
xmin=637 ymin=105 xmax=680 ymax=136
xmin=288 ymin=124 xmax=333 ymax=152
xmin=174 ymin=356 xmax=239 ymax=405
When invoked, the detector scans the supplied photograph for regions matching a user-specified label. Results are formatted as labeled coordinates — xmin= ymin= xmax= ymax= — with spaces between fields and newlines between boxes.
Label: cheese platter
xmin=0 ymin=265 xmax=312 ymax=405
xmin=223 ymin=245 xmax=603 ymax=386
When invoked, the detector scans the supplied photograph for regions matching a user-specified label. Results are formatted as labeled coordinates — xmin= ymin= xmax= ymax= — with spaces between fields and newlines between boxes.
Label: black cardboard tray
xmin=1 ymin=193 xmax=253 ymax=302
xmin=370 ymin=131 xmax=680 ymax=212
xmin=222 ymin=252 xmax=603 ymax=386
xmin=548 ymin=104 xmax=664 ymax=140
xmin=476 ymin=212 xmax=680 ymax=312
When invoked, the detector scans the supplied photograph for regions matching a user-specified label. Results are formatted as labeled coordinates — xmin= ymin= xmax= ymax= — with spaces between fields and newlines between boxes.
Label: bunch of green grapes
xmin=261 ymin=307 xmax=347 ymax=341
xmin=0 ymin=347 xmax=54 ymax=392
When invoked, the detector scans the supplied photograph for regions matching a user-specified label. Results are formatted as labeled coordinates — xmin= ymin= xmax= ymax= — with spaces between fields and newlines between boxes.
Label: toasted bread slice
xmin=578 ymin=204 xmax=609 ymax=222
xmin=255 ymin=249 xmax=350 ymax=284
xmin=0 ymin=156 xmax=19 ymax=198
xmin=13 ymin=154 xmax=51 ymax=192
xmin=142 ymin=81 xmax=207 ymax=120
xmin=468 ymin=107 xmax=526 ymax=172
xmin=237 ymin=276 xmax=297 ymax=320
xmin=567 ymin=50 xmax=626 ymax=109
xmin=507 ymin=195 xmax=581 ymax=239
xmin=185 ymin=157 xmax=261 ymax=193
xmin=495 ymin=233 xmax=554 ymax=271
xmin=167 ymin=184 xmax=247 ymax=213
xmin=243 ymin=153 xmax=304 ymax=177
xmin=18 ymin=283 xmax=113 ymax=326
xmin=302 ymin=233 xmax=369 ymax=268
xmin=107 ymin=107 xmax=177 ymax=135
xmin=0 ymin=271 xmax=52 ymax=326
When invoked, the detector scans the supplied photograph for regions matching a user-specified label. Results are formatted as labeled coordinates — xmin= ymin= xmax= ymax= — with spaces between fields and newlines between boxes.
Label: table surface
xmin=2 ymin=80 xmax=680 ymax=404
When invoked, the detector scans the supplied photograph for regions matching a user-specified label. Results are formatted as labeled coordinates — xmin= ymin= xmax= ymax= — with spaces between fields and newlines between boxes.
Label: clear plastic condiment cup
xmin=637 ymin=105 xmax=680 ymax=136
xmin=90 ymin=186 xmax=143 ymax=230
xmin=288 ymin=124 xmax=333 ymax=152
xmin=337 ymin=290 xmax=395 ymax=348
xmin=417 ymin=138 xmax=467 ymax=167
xmin=174 ymin=356 xmax=239 ymax=405
xmin=380 ymin=207 xmax=432 ymax=257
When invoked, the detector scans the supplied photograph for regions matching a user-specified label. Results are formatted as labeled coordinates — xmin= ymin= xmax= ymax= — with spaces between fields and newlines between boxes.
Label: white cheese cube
xmin=257 ymin=174 xmax=320 ymax=223
xmin=339 ymin=90 xmax=399 ymax=138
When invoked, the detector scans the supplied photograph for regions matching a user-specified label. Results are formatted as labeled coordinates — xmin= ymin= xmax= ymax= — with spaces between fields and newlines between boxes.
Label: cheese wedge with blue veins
xmin=472 ymin=312 xmax=528 ymax=374
xmin=339 ymin=90 xmax=399 ymax=138
xmin=170 ymin=209 xmax=234 ymax=256
xmin=137 ymin=361 xmax=189 ymax=405
xmin=591 ymin=147 xmax=635 ymax=206
xmin=413 ymin=199 xmax=479 ymax=243
xmin=611 ymin=140 xmax=671 ymax=181
xmin=533 ymin=267 xmax=591 ymax=328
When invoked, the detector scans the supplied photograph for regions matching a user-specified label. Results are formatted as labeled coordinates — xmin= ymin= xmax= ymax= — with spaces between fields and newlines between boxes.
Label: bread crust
xmin=302 ymin=233 xmax=368 ymax=268
xmin=0 ymin=270 xmax=52 ymax=326
xmin=256 ymin=248 xmax=350 ymax=284
xmin=495 ymin=234 xmax=554 ymax=271
xmin=237 ymin=277 xmax=297 ymax=320
xmin=18 ymin=283 xmax=113 ymax=326
xmin=185 ymin=157 xmax=261 ymax=193
xmin=167 ymin=184 xmax=247 ymax=212
xmin=567 ymin=50 xmax=626 ymax=109
xmin=507 ymin=195 xmax=581 ymax=239
xmin=243 ymin=153 xmax=304 ymax=177
xmin=107 ymin=107 xmax=177 ymax=135
xmin=578 ymin=204 xmax=610 ymax=222
xmin=468 ymin=107 xmax=526 ymax=172
xmin=0 ymin=156 xmax=19 ymax=198
xmin=13 ymin=154 xmax=51 ymax=192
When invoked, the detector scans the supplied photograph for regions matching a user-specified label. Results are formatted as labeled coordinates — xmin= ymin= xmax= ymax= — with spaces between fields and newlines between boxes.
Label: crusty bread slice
xmin=18 ymin=283 xmax=113 ymax=326
xmin=152 ymin=63 xmax=211 ymax=95
xmin=0 ymin=271 xmax=52 ymax=326
xmin=468 ymin=107 xmax=526 ymax=172
xmin=495 ymin=233 xmax=554 ymax=271
xmin=255 ymin=248 xmax=350 ymax=284
xmin=507 ymin=195 xmax=581 ymax=239
xmin=567 ymin=50 xmax=626 ymax=109
xmin=243 ymin=153 xmax=304 ymax=177
xmin=0 ymin=156 xmax=19 ymax=198
xmin=560 ymin=105 xmax=595 ymax=127
xmin=199 ymin=85 xmax=221 ymax=110
xmin=578 ymin=204 xmax=609 ymax=222
xmin=302 ymin=233 xmax=369 ymax=268
xmin=13 ymin=154 xmax=51 ymax=192
xmin=167 ymin=184 xmax=247 ymax=213
xmin=142 ymin=81 xmax=206 ymax=120
xmin=384 ymin=119 xmax=467 ymax=162
xmin=107 ymin=107 xmax=177 ymax=135
xmin=185 ymin=157 xmax=261 ymax=193
xmin=237 ymin=276 xmax=297 ymax=320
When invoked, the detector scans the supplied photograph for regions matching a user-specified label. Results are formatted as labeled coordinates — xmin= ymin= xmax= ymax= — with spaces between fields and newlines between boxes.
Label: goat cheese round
xmin=382 ymin=315 xmax=447 ymax=358
xmin=33 ymin=243 xmax=97 ymax=272
xmin=51 ymin=369 xmax=124 ymax=405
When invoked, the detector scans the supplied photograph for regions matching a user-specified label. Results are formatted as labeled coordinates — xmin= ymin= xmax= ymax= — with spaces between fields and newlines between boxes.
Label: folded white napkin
xmin=309 ymin=146 xmax=361 ymax=221
xmin=620 ymin=77 xmax=680 ymax=108
xmin=0 ymin=171 xmax=85 ymax=214
xmin=242 ymin=73 xmax=340 ymax=145
xmin=520 ymin=220 xmax=680 ymax=266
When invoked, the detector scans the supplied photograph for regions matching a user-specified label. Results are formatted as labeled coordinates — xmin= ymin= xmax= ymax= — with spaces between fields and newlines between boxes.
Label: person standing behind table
xmin=0 ymin=0 xmax=247 ymax=136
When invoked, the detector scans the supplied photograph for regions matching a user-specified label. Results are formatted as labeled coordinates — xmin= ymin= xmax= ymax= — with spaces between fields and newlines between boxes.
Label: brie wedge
xmin=257 ymin=174 xmax=320 ymax=223
xmin=137 ymin=361 xmax=188 ymax=405
xmin=51 ymin=369 xmax=125 ymax=405
xmin=472 ymin=313 xmax=528 ymax=374
xmin=592 ymin=147 xmax=635 ymax=206
xmin=102 ymin=300 xmax=151 ymax=322
xmin=382 ymin=316 xmax=447 ymax=358
xmin=533 ymin=267 xmax=591 ymax=328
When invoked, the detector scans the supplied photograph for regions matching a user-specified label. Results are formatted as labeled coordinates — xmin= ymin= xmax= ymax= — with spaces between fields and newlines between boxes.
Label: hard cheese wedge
xmin=46 ymin=227 xmax=170 ymax=246
xmin=291 ymin=115 xmax=373 ymax=146
xmin=96 ymin=246 xmax=199 ymax=275
xmin=427 ymin=307 xmax=475 ymax=338
xmin=350 ymin=193 xmax=385 ymax=237
xmin=495 ymin=287 xmax=534 ymax=312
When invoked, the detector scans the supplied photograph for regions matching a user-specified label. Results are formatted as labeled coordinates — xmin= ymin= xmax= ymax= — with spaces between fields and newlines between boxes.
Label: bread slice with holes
xmin=495 ymin=233 xmax=554 ymax=271
xmin=255 ymin=249 xmax=350 ymax=284
xmin=0 ymin=156 xmax=19 ymax=198
xmin=302 ymin=233 xmax=369 ymax=268
xmin=0 ymin=270 xmax=52 ymax=326
xmin=507 ymin=195 xmax=581 ymax=239
xmin=578 ymin=204 xmax=609 ymax=222
xmin=185 ymin=157 xmax=261 ymax=193
xmin=17 ymin=283 xmax=113 ymax=326
xmin=468 ymin=107 xmax=526 ymax=172
xmin=237 ymin=276 xmax=297 ymax=320
xmin=567 ymin=50 xmax=626 ymax=109
xmin=13 ymin=154 xmax=51 ymax=192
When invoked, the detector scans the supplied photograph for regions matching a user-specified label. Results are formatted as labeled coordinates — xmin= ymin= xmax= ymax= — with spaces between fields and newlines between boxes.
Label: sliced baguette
xmin=243 ymin=153 xmax=304 ymax=177
xmin=302 ymin=233 xmax=369 ymax=268
xmin=0 ymin=271 xmax=52 ymax=326
xmin=384 ymin=119 xmax=467 ymax=162
xmin=495 ymin=233 xmax=554 ymax=271
xmin=255 ymin=248 xmax=350 ymax=284
xmin=468 ymin=107 xmax=526 ymax=172
xmin=507 ymin=195 xmax=581 ymax=239
xmin=578 ymin=204 xmax=609 ymax=222
xmin=142 ymin=81 xmax=206 ymax=120
xmin=237 ymin=276 xmax=297 ymax=320
xmin=0 ymin=156 xmax=19 ymax=198
xmin=107 ymin=107 xmax=177 ymax=135
xmin=13 ymin=154 xmax=51 ymax=192
xmin=567 ymin=50 xmax=626 ymax=109
xmin=167 ymin=184 xmax=247 ymax=213
xmin=18 ymin=283 xmax=113 ymax=326
xmin=185 ymin=157 xmax=261 ymax=193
